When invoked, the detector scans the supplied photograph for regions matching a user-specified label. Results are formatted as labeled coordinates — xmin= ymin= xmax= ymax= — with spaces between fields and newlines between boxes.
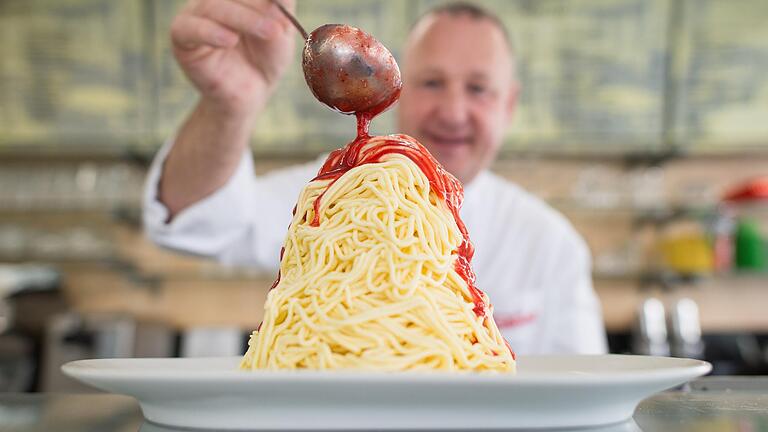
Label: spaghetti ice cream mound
xmin=241 ymin=133 xmax=515 ymax=372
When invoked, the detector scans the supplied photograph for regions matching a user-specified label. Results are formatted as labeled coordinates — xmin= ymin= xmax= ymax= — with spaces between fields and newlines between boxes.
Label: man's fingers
xmin=191 ymin=0 xmax=280 ymax=40
xmin=171 ymin=15 xmax=240 ymax=50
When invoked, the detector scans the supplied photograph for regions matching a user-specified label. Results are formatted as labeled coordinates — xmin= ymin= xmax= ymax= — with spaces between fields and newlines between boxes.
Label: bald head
xmin=412 ymin=2 xmax=514 ymax=53
xmin=405 ymin=2 xmax=516 ymax=79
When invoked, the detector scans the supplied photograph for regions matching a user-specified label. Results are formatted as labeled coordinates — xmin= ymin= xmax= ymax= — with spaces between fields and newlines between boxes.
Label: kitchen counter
xmin=1 ymin=377 xmax=767 ymax=432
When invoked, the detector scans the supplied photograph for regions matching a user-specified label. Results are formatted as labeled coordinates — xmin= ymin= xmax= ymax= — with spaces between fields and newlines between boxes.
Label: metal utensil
xmin=271 ymin=1 xmax=402 ymax=115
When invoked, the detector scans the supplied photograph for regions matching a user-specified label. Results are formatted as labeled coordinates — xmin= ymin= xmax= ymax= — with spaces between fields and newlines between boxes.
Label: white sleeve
xmin=142 ymin=139 xmax=319 ymax=270
xmin=546 ymin=237 xmax=608 ymax=354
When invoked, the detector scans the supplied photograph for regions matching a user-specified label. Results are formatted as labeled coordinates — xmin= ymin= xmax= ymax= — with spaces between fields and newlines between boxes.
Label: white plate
xmin=62 ymin=354 xmax=710 ymax=430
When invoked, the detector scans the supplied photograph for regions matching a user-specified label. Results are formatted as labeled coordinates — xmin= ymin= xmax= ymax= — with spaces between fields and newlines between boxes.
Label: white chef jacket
xmin=143 ymin=141 xmax=608 ymax=355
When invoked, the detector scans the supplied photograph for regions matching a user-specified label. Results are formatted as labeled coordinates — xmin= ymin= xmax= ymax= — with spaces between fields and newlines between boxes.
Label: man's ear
xmin=505 ymin=81 xmax=520 ymax=121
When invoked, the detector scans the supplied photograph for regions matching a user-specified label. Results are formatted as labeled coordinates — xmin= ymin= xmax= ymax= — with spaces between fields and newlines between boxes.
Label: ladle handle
xmin=270 ymin=0 xmax=308 ymax=40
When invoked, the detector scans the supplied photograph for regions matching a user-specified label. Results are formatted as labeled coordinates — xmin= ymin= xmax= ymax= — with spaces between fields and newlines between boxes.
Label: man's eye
xmin=468 ymin=83 xmax=486 ymax=95
xmin=422 ymin=79 xmax=442 ymax=89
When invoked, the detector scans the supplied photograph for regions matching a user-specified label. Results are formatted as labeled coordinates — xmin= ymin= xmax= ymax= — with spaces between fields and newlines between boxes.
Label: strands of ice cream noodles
xmin=241 ymin=134 xmax=514 ymax=372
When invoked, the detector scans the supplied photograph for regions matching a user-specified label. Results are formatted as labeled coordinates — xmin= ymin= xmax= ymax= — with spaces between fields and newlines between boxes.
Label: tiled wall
xmin=2 ymin=0 xmax=767 ymax=155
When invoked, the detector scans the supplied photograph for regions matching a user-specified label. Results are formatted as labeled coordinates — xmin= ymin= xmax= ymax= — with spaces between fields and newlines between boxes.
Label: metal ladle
xmin=271 ymin=0 xmax=402 ymax=116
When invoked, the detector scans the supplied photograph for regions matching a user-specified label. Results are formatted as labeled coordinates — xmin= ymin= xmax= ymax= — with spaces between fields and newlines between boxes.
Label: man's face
xmin=397 ymin=14 xmax=518 ymax=184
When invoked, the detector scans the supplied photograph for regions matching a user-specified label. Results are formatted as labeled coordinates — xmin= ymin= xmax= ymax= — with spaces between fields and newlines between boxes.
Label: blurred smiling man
xmin=399 ymin=5 xmax=518 ymax=184
xmin=143 ymin=1 xmax=608 ymax=354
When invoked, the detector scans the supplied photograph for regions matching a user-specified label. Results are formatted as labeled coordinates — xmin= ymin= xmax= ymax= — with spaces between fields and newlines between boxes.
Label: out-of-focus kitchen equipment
xmin=42 ymin=313 xmax=174 ymax=392
xmin=723 ymin=177 xmax=768 ymax=272
xmin=41 ymin=313 xmax=246 ymax=392
xmin=657 ymin=221 xmax=714 ymax=276
xmin=633 ymin=297 xmax=670 ymax=356
xmin=723 ymin=177 xmax=768 ymax=202
xmin=0 ymin=264 xmax=60 ymax=392
xmin=668 ymin=298 xmax=705 ymax=359
xmin=734 ymin=218 xmax=766 ymax=270
xmin=0 ymin=332 xmax=33 ymax=392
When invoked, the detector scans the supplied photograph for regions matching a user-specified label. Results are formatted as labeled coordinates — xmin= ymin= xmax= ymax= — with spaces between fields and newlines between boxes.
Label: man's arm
xmin=143 ymin=143 xmax=319 ymax=268
xmin=157 ymin=0 xmax=296 ymax=219
xmin=159 ymin=99 xmax=252 ymax=218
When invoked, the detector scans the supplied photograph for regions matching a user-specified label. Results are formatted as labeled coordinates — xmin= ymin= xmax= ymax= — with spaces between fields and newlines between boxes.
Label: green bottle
xmin=734 ymin=218 xmax=766 ymax=271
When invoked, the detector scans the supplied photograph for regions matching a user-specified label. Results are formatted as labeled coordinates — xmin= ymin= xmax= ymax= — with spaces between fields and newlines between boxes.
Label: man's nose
xmin=436 ymin=85 xmax=470 ymax=125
